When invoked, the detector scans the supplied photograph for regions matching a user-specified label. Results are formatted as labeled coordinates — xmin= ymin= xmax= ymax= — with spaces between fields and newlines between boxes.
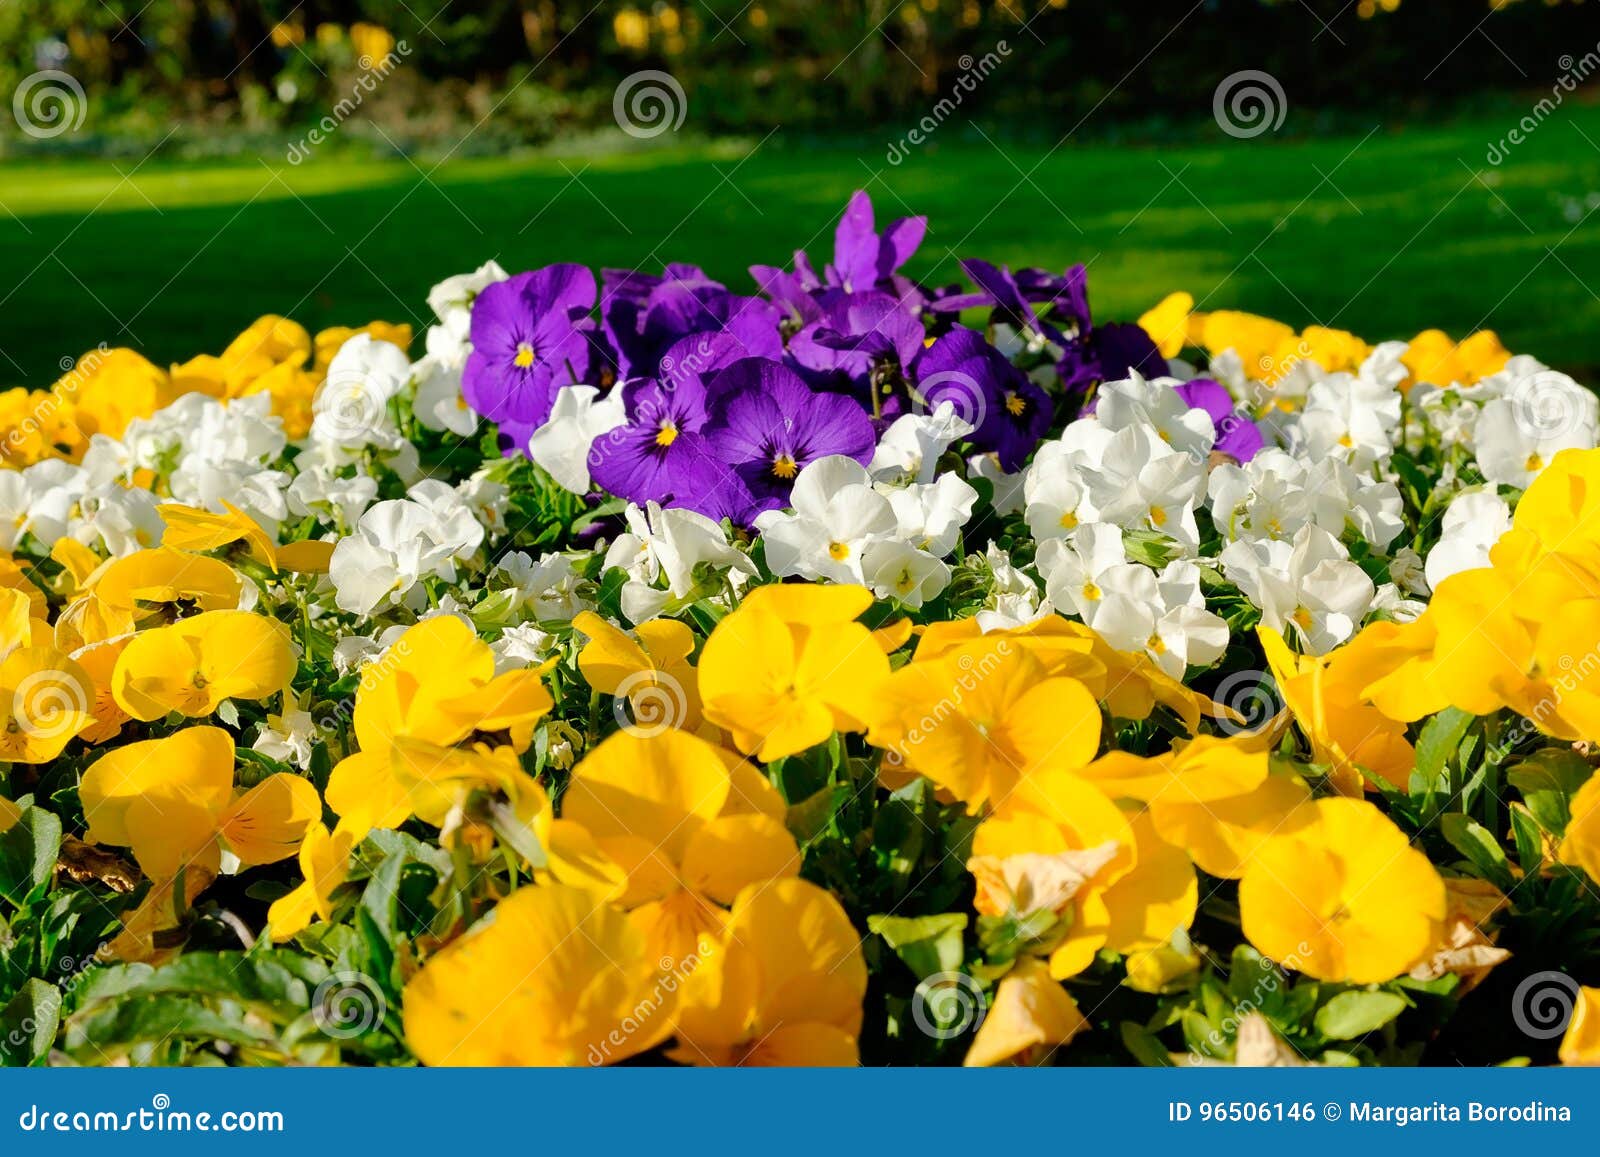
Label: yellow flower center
xmin=1149 ymin=505 xmax=1168 ymax=528
xmin=1058 ymin=510 xmax=1078 ymax=530
xmin=1525 ymin=451 xmax=1544 ymax=473
xmin=1337 ymin=433 xmax=1354 ymax=448
xmin=655 ymin=421 xmax=679 ymax=448
xmin=1081 ymin=581 xmax=1101 ymax=601
xmin=1005 ymin=392 xmax=1027 ymax=417
xmin=828 ymin=541 xmax=850 ymax=562
xmin=513 ymin=343 xmax=536 ymax=369
xmin=771 ymin=454 xmax=798 ymax=479
xmin=1146 ymin=633 xmax=1166 ymax=654
xmin=1292 ymin=607 xmax=1314 ymax=630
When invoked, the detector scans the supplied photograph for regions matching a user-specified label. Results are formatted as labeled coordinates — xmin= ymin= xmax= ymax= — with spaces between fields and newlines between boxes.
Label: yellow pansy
xmin=1295 ymin=325 xmax=1369 ymax=374
xmin=159 ymin=501 xmax=277 ymax=568
xmin=1098 ymin=806 xmax=1198 ymax=955
xmin=1138 ymin=291 xmax=1194 ymax=359
xmin=1559 ymin=770 xmax=1600 ymax=886
xmin=964 ymin=958 xmax=1089 ymax=1067
xmin=313 ymin=322 xmax=412 ymax=373
xmin=968 ymin=770 xmax=1134 ymax=978
xmin=1195 ymin=310 xmax=1297 ymax=380
xmin=169 ymin=354 xmax=229 ymax=399
xmin=0 ymin=647 xmax=95 ymax=763
xmin=559 ymin=729 xmax=797 ymax=965
xmin=324 ymin=616 xmax=553 ymax=838
xmin=239 ymin=360 xmax=319 ymax=439
xmin=1074 ymin=733 xmax=1269 ymax=806
xmin=1402 ymin=328 xmax=1509 ymax=389
xmin=90 ymin=547 xmax=243 ymax=622
xmin=268 ymin=824 xmax=356 ymax=942
xmin=698 ymin=582 xmax=889 ymax=762
xmin=867 ymin=639 xmax=1101 ymax=813
xmin=1239 ymin=797 xmax=1445 ymax=984
xmin=1149 ymin=769 xmax=1315 ymax=879
xmin=1261 ymin=626 xmax=1413 ymax=795
xmin=1559 ymin=987 xmax=1600 ymax=1066
xmin=81 ymin=726 xmax=318 ymax=880
xmin=112 ymin=609 xmax=295 ymax=721
xmin=220 ymin=315 xmax=312 ymax=394
xmin=574 ymin=609 xmax=702 ymax=733
xmin=63 ymin=348 xmax=174 ymax=442
xmin=669 ymin=878 xmax=866 ymax=1067
xmin=403 ymin=885 xmax=673 ymax=1066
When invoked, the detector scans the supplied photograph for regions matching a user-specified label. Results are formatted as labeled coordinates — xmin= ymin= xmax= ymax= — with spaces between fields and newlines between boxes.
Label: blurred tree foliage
xmin=2 ymin=0 xmax=1594 ymax=140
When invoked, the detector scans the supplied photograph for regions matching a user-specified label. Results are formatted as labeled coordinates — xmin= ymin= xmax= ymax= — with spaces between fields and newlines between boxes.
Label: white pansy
xmin=862 ymin=539 xmax=950 ymax=607
xmin=878 ymin=472 xmax=977 ymax=557
xmin=288 ymin=466 xmax=378 ymax=530
xmin=967 ymin=453 xmax=1027 ymax=516
xmin=252 ymin=710 xmax=319 ymax=770
xmin=311 ymin=335 xmax=412 ymax=452
xmin=1221 ymin=524 xmax=1374 ymax=653
xmin=1295 ymin=373 xmax=1401 ymax=467
xmin=328 ymin=498 xmax=469 ymax=616
xmin=1475 ymin=370 xmax=1598 ymax=488
xmin=603 ymin=501 xmax=755 ymax=602
xmin=526 ymin=385 xmax=627 ymax=495
xmin=427 ymin=259 xmax=509 ymax=336
xmin=868 ymin=402 xmax=974 ymax=484
xmin=977 ymin=541 xmax=1049 ymax=630
xmin=1424 ymin=490 xmax=1511 ymax=591
xmin=756 ymin=456 xmax=898 ymax=584
xmin=492 ymin=622 xmax=556 ymax=674
xmin=405 ymin=479 xmax=487 ymax=561
xmin=1094 ymin=372 xmax=1215 ymax=459
xmin=494 ymin=551 xmax=592 ymax=622
xmin=1082 ymin=423 xmax=1206 ymax=553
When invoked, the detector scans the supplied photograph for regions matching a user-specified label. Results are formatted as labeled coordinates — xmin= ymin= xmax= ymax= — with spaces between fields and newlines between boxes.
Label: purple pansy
xmin=915 ymin=329 xmax=1051 ymax=471
xmin=704 ymin=358 xmax=876 ymax=513
xmin=787 ymin=290 xmax=926 ymax=402
xmin=462 ymin=264 xmax=599 ymax=428
xmin=928 ymin=260 xmax=1090 ymax=347
xmin=759 ymin=191 xmax=929 ymax=312
xmin=1057 ymin=321 xmax=1169 ymax=401
xmin=1175 ymin=377 xmax=1265 ymax=462
xmin=602 ymin=266 xmax=783 ymax=380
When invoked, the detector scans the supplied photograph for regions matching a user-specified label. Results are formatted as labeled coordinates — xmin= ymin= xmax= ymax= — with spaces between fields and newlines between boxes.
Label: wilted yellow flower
xmin=964 ymin=958 xmax=1089 ymax=1066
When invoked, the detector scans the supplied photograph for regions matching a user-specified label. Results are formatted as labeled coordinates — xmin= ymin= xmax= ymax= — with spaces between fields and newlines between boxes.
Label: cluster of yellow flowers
xmin=0 ymin=317 xmax=409 ymax=468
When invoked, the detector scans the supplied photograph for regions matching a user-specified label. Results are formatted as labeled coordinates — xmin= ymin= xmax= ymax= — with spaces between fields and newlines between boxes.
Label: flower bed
xmin=1 ymin=191 xmax=1598 ymax=1068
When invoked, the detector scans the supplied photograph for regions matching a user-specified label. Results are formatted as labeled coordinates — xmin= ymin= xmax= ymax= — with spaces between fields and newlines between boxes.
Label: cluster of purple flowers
xmin=462 ymin=190 xmax=1262 ymax=523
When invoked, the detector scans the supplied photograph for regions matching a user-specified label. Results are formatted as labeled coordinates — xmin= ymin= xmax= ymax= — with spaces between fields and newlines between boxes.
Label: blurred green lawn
xmin=2 ymin=105 xmax=1598 ymax=388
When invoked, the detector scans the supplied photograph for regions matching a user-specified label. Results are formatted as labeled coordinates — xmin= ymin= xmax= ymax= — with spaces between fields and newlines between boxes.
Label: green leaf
xmin=1440 ymin=813 xmax=1516 ymax=890
xmin=1508 ymin=749 xmax=1596 ymax=837
xmin=867 ymin=913 xmax=968 ymax=981
xmin=66 ymin=995 xmax=277 ymax=1059
xmin=0 ymin=806 xmax=62 ymax=907
xmin=1314 ymin=990 xmax=1408 ymax=1040
xmin=785 ymin=784 xmax=847 ymax=843
xmin=0 ymin=979 xmax=60 ymax=1066
xmin=1120 ymin=1021 xmax=1176 ymax=1067
xmin=1410 ymin=707 xmax=1473 ymax=796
